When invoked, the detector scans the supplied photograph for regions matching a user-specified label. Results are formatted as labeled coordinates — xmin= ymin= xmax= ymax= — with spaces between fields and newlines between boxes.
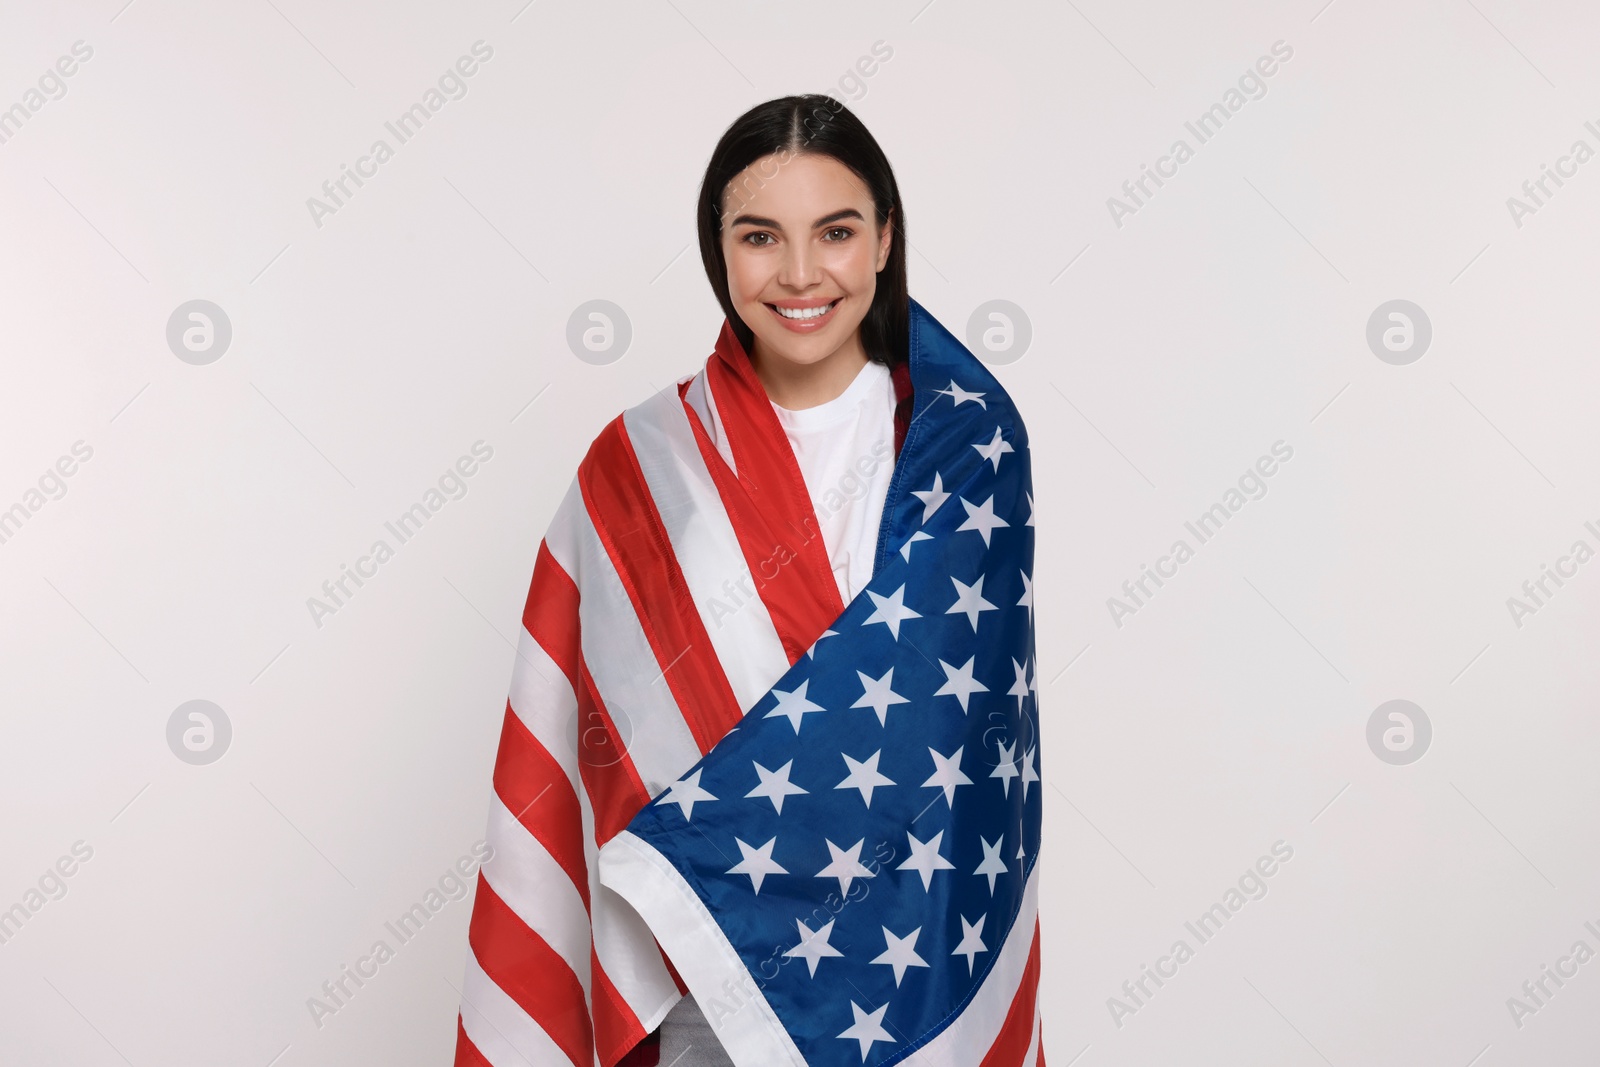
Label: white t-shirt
xmin=769 ymin=358 xmax=898 ymax=604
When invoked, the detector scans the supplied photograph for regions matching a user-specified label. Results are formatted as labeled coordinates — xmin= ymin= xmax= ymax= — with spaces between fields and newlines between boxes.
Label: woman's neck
xmin=750 ymin=334 xmax=871 ymax=410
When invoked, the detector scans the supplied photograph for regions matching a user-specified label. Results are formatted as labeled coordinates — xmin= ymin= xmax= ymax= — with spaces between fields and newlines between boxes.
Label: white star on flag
xmin=838 ymin=1000 xmax=895 ymax=1060
xmin=951 ymin=913 xmax=988 ymax=975
xmin=956 ymin=495 xmax=1009 ymax=547
xmin=897 ymin=828 xmax=956 ymax=890
xmin=745 ymin=759 xmax=808 ymax=814
xmin=764 ymin=679 xmax=826 ymax=733
xmin=946 ymin=574 xmax=998 ymax=631
xmin=973 ymin=427 xmax=1014 ymax=472
xmin=1021 ymin=743 xmax=1039 ymax=802
xmin=936 ymin=380 xmax=987 ymax=408
xmin=784 ymin=918 xmax=845 ymax=977
xmin=816 ymin=839 xmax=875 ymax=897
xmin=835 ymin=750 xmax=896 ymax=807
xmin=935 ymin=655 xmax=988 ymax=712
xmin=656 ymin=768 xmax=716 ymax=820
xmin=900 ymin=530 xmax=933 ymax=561
xmin=974 ymin=834 xmax=1008 ymax=896
xmin=991 ymin=739 xmax=1020 ymax=797
xmin=851 ymin=667 xmax=910 ymax=726
xmin=1008 ymin=657 xmax=1030 ymax=712
xmin=911 ymin=473 xmax=950 ymax=524
xmin=922 ymin=745 xmax=974 ymax=806
xmin=1017 ymin=570 xmax=1033 ymax=622
xmin=863 ymin=585 xmax=921 ymax=640
xmin=805 ymin=629 xmax=838 ymax=659
xmin=1017 ymin=839 xmax=1026 ymax=860
xmin=871 ymin=925 xmax=930 ymax=986
xmin=727 ymin=836 xmax=787 ymax=894
xmin=1025 ymin=490 xmax=1035 ymax=526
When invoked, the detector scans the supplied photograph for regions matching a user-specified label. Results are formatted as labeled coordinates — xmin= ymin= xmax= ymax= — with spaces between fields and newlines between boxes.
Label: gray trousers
xmin=656 ymin=992 xmax=737 ymax=1066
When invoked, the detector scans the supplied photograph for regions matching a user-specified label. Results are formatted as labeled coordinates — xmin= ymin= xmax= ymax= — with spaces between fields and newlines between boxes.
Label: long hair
xmin=696 ymin=94 xmax=908 ymax=368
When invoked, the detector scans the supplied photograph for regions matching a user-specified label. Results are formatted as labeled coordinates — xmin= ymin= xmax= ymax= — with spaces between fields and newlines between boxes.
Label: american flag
xmin=455 ymin=298 xmax=1044 ymax=1067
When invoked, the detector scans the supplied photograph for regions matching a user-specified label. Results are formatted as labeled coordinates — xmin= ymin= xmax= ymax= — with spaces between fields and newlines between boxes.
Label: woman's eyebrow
xmin=727 ymin=207 xmax=866 ymax=230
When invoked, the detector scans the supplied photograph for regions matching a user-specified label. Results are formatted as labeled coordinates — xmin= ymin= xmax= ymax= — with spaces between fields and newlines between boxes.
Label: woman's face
xmin=720 ymin=152 xmax=892 ymax=372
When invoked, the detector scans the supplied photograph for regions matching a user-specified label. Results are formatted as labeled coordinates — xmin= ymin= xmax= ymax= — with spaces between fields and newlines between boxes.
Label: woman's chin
xmin=746 ymin=312 xmax=869 ymax=368
xmin=752 ymin=334 xmax=839 ymax=369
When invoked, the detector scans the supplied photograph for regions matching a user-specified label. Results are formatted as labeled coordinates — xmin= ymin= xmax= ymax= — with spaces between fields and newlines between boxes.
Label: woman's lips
xmin=765 ymin=298 xmax=841 ymax=333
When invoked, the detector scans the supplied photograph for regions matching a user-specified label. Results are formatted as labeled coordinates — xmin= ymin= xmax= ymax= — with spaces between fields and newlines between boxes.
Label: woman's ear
xmin=876 ymin=209 xmax=893 ymax=272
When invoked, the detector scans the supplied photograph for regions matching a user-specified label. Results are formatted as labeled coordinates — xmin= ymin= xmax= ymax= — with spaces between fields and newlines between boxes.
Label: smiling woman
xmin=454 ymin=95 xmax=1045 ymax=1067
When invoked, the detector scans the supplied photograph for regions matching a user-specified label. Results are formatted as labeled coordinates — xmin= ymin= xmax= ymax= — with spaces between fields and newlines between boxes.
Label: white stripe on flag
xmin=901 ymin=860 xmax=1041 ymax=1065
xmin=623 ymin=391 xmax=792 ymax=714
xmin=508 ymin=626 xmax=582 ymax=803
xmin=543 ymin=479 xmax=702 ymax=798
xmin=682 ymin=367 xmax=737 ymax=476
xmin=460 ymin=946 xmax=570 ymax=1067
xmin=592 ymin=878 xmax=683 ymax=1034
xmin=480 ymin=793 xmax=593 ymax=995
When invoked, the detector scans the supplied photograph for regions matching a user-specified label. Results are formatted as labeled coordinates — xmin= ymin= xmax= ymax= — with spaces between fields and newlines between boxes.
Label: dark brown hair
xmin=696 ymin=94 xmax=908 ymax=367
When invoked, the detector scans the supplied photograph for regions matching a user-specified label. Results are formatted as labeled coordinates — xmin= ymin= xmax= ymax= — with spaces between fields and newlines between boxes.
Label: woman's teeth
xmin=773 ymin=301 xmax=837 ymax=320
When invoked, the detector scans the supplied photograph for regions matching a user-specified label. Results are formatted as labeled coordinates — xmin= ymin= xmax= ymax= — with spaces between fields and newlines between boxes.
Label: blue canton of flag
xmin=599 ymin=303 xmax=1042 ymax=1066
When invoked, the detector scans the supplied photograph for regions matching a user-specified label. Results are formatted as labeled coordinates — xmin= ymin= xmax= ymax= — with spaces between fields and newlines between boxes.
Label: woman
xmin=454 ymin=95 xmax=1044 ymax=1067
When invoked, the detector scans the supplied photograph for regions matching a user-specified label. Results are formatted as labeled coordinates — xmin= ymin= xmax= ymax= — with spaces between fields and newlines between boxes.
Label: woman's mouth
xmin=766 ymin=299 xmax=841 ymax=332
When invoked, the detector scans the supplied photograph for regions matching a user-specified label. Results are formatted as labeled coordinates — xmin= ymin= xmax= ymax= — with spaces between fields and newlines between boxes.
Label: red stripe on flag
xmin=677 ymin=387 xmax=838 ymax=664
xmin=577 ymin=415 xmax=745 ymax=752
xmin=703 ymin=324 xmax=844 ymax=645
xmin=523 ymin=539 xmax=581 ymax=689
xmin=453 ymin=1015 xmax=493 ymax=1067
xmin=590 ymin=943 xmax=651 ymax=1066
xmin=519 ymin=532 xmax=653 ymax=846
xmin=677 ymin=381 xmax=822 ymax=665
xmin=467 ymin=874 xmax=594 ymax=1067
xmin=492 ymin=702 xmax=591 ymax=912
xmin=575 ymin=656 xmax=653 ymax=846
xmin=979 ymin=918 xmax=1043 ymax=1067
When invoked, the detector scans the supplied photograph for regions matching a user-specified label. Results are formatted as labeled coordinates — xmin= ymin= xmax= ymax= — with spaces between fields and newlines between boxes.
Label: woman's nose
xmin=777 ymin=242 xmax=821 ymax=288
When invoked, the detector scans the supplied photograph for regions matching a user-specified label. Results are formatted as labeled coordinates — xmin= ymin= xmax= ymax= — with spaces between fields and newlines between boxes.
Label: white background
xmin=2 ymin=0 xmax=1598 ymax=1064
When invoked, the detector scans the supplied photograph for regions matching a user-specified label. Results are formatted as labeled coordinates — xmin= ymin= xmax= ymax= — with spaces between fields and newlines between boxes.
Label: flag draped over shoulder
xmin=454 ymin=298 xmax=1044 ymax=1067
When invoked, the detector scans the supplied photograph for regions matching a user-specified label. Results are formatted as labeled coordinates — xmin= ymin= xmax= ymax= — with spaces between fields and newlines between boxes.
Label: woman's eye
xmin=742 ymin=232 xmax=774 ymax=246
xmin=823 ymin=227 xmax=853 ymax=241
